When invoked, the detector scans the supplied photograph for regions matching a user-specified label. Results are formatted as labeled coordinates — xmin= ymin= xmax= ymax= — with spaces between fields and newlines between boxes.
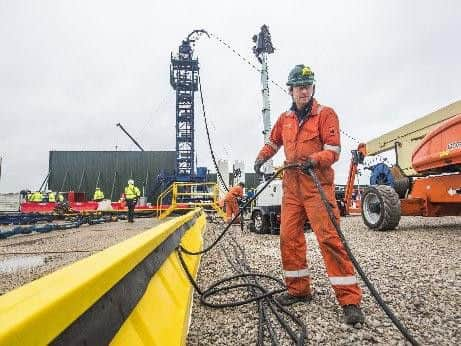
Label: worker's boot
xmin=275 ymin=292 xmax=313 ymax=306
xmin=343 ymin=304 xmax=365 ymax=325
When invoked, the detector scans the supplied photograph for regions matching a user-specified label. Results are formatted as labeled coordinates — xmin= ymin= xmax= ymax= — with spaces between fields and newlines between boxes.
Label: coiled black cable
xmin=224 ymin=235 xmax=308 ymax=344
xmin=177 ymin=242 xmax=307 ymax=344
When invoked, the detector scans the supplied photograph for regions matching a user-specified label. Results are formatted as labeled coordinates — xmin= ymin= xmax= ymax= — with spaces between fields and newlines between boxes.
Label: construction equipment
xmin=170 ymin=29 xmax=209 ymax=182
xmin=152 ymin=30 xmax=224 ymax=218
xmin=115 ymin=123 xmax=145 ymax=151
xmin=344 ymin=100 xmax=461 ymax=230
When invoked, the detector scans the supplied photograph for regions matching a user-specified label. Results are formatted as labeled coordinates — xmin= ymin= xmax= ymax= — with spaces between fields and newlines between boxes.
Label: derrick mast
xmin=170 ymin=38 xmax=198 ymax=180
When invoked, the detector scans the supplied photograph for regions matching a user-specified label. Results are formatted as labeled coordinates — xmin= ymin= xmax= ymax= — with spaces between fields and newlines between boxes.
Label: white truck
xmin=248 ymin=173 xmax=283 ymax=235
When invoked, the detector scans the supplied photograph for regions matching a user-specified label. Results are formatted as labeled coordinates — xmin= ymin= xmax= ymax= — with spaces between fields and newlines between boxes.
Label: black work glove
xmin=300 ymin=158 xmax=318 ymax=175
xmin=254 ymin=158 xmax=266 ymax=175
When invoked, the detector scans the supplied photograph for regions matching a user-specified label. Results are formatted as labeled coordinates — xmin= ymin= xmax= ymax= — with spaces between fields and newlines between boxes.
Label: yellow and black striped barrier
xmin=0 ymin=208 xmax=205 ymax=345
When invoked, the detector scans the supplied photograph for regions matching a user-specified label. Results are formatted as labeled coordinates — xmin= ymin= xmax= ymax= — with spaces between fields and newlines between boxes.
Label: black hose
xmin=306 ymin=167 xmax=419 ymax=346
xmin=179 ymin=165 xmax=298 ymax=255
xmin=226 ymin=236 xmax=307 ymax=344
xmin=177 ymin=247 xmax=306 ymax=344
xmin=197 ymin=72 xmax=229 ymax=192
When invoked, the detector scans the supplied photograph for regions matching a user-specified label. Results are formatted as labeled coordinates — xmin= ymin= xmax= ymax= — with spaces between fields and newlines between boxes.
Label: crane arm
xmin=116 ymin=123 xmax=145 ymax=152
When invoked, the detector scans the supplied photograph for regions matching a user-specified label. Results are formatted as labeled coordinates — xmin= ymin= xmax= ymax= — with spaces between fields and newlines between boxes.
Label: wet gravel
xmin=187 ymin=216 xmax=461 ymax=345
xmin=0 ymin=218 xmax=165 ymax=295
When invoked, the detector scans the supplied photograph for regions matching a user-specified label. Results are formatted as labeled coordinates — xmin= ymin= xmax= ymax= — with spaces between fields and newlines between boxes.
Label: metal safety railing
xmin=156 ymin=182 xmax=225 ymax=220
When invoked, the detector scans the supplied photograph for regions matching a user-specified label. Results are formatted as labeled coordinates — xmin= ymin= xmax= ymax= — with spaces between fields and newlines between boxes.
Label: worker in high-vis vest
xmin=48 ymin=191 xmax=56 ymax=202
xmin=93 ymin=187 xmax=105 ymax=201
xmin=254 ymin=64 xmax=363 ymax=326
xmin=124 ymin=179 xmax=140 ymax=223
xmin=29 ymin=191 xmax=43 ymax=202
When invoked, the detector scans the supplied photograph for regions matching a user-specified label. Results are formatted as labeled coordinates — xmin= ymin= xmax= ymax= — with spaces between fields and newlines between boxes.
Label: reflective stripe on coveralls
xmin=284 ymin=268 xmax=310 ymax=278
xmin=257 ymin=98 xmax=362 ymax=306
xmin=330 ymin=276 xmax=358 ymax=285
xmin=323 ymin=144 xmax=341 ymax=154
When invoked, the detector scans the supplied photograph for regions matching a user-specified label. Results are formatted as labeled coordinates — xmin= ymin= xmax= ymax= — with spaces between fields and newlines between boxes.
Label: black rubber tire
xmin=393 ymin=177 xmax=410 ymax=198
xmin=252 ymin=210 xmax=269 ymax=234
xmin=361 ymin=185 xmax=401 ymax=231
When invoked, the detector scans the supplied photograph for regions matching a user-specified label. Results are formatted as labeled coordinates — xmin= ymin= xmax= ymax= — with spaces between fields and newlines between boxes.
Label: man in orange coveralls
xmin=254 ymin=65 xmax=364 ymax=325
xmin=224 ymin=182 xmax=245 ymax=224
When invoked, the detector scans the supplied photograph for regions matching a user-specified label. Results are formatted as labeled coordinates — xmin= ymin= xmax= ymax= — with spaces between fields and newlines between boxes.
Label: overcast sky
xmin=0 ymin=0 xmax=460 ymax=192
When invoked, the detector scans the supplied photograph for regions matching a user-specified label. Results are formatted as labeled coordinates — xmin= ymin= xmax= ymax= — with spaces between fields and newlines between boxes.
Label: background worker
xmin=224 ymin=182 xmax=245 ymax=224
xmin=124 ymin=179 xmax=140 ymax=223
xmin=48 ymin=190 xmax=56 ymax=202
xmin=29 ymin=191 xmax=43 ymax=202
xmin=93 ymin=187 xmax=105 ymax=201
xmin=253 ymin=65 xmax=364 ymax=326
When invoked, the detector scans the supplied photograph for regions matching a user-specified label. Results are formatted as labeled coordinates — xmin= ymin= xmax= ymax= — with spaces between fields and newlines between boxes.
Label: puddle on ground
xmin=0 ymin=255 xmax=45 ymax=273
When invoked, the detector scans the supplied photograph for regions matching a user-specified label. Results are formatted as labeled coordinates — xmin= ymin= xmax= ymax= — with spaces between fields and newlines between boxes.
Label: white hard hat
xmin=128 ymin=179 xmax=134 ymax=185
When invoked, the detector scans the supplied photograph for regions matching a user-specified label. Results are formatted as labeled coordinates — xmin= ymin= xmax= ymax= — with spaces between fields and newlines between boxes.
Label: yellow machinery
xmin=156 ymin=182 xmax=225 ymax=220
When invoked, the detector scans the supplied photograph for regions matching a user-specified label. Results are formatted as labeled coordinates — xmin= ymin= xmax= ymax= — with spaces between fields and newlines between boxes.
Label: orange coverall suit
xmin=225 ymin=185 xmax=244 ymax=223
xmin=256 ymin=99 xmax=362 ymax=306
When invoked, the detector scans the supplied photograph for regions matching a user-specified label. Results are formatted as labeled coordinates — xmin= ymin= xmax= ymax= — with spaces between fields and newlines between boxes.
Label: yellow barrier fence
xmin=0 ymin=209 xmax=205 ymax=345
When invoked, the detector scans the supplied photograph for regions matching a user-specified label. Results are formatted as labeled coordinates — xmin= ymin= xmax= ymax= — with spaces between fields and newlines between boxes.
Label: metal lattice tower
xmin=170 ymin=39 xmax=199 ymax=180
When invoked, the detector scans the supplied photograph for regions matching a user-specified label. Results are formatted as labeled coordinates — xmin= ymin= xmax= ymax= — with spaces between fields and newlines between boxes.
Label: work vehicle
xmin=344 ymin=101 xmax=461 ymax=230
xmin=248 ymin=173 xmax=284 ymax=234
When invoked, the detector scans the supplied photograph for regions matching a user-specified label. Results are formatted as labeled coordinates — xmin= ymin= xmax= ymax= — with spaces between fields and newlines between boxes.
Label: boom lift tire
xmin=361 ymin=185 xmax=401 ymax=231
xmin=393 ymin=177 xmax=411 ymax=198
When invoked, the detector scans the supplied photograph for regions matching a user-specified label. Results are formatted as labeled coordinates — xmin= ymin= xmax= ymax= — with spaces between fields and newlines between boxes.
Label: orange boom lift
xmin=344 ymin=101 xmax=461 ymax=230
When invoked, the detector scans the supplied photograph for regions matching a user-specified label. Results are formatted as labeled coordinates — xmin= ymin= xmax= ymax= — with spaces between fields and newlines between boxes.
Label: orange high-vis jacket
xmin=225 ymin=185 xmax=244 ymax=202
xmin=257 ymin=99 xmax=341 ymax=184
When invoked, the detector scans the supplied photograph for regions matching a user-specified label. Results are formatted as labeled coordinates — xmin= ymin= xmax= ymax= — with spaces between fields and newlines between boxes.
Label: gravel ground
xmin=0 ymin=217 xmax=165 ymax=295
xmin=187 ymin=216 xmax=461 ymax=345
